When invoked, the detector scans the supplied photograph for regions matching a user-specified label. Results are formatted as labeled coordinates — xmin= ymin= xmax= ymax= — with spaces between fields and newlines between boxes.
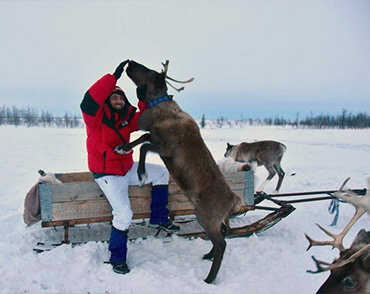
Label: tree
xmin=216 ymin=116 xmax=225 ymax=128
xmin=12 ymin=106 xmax=21 ymax=127
xmin=200 ymin=114 xmax=206 ymax=128
xmin=64 ymin=111 xmax=71 ymax=128
xmin=339 ymin=108 xmax=347 ymax=129
xmin=0 ymin=105 xmax=6 ymax=125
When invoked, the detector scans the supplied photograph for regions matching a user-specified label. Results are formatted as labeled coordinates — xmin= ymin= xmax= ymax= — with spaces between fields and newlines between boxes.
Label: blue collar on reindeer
xmin=146 ymin=95 xmax=173 ymax=108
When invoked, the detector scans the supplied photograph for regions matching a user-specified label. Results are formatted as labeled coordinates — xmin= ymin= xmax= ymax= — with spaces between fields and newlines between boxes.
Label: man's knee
xmin=154 ymin=165 xmax=169 ymax=185
xmin=112 ymin=207 xmax=133 ymax=231
xmin=145 ymin=163 xmax=169 ymax=186
xmin=112 ymin=218 xmax=131 ymax=231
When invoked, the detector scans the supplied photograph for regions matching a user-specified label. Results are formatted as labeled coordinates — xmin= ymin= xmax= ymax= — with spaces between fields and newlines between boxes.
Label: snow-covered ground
xmin=0 ymin=125 xmax=369 ymax=294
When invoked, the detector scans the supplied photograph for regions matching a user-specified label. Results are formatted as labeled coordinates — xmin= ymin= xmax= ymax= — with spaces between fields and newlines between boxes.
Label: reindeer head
xmin=126 ymin=60 xmax=167 ymax=102
xmin=224 ymin=143 xmax=237 ymax=159
xmin=126 ymin=60 xmax=194 ymax=103
xmin=306 ymin=178 xmax=370 ymax=294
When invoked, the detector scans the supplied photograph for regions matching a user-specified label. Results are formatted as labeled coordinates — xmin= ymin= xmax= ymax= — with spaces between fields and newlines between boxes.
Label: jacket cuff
xmin=138 ymin=100 xmax=147 ymax=112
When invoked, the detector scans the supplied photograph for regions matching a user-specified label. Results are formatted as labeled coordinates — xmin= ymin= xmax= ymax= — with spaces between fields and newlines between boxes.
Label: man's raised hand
xmin=113 ymin=60 xmax=129 ymax=80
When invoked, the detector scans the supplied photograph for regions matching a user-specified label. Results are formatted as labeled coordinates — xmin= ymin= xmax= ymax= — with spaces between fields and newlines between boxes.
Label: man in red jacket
xmin=80 ymin=60 xmax=179 ymax=275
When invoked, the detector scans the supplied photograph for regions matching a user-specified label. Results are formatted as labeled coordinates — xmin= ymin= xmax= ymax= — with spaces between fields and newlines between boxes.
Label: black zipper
xmin=103 ymin=151 xmax=107 ymax=172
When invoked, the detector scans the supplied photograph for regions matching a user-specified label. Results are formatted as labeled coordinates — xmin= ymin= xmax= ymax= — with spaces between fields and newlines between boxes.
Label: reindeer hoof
xmin=114 ymin=145 xmax=132 ymax=155
xmin=138 ymin=172 xmax=147 ymax=187
xmin=204 ymin=277 xmax=213 ymax=284
xmin=202 ymin=252 xmax=214 ymax=261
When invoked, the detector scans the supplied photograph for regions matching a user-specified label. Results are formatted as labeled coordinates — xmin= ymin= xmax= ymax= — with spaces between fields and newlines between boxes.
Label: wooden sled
xmin=37 ymin=170 xmax=295 ymax=247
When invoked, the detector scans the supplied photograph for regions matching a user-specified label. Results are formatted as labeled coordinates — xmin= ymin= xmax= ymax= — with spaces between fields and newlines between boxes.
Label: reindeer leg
xmin=203 ymin=247 xmax=214 ymax=261
xmin=196 ymin=209 xmax=228 ymax=284
xmin=273 ymin=162 xmax=285 ymax=193
xmin=130 ymin=133 xmax=152 ymax=148
xmin=203 ymin=220 xmax=229 ymax=261
xmin=115 ymin=133 xmax=152 ymax=154
xmin=256 ymin=165 xmax=276 ymax=192
xmin=138 ymin=143 xmax=160 ymax=186
xmin=204 ymin=228 xmax=227 ymax=284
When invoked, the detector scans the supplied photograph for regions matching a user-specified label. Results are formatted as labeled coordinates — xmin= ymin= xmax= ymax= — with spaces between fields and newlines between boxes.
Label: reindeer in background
xmin=224 ymin=141 xmax=286 ymax=193
xmin=306 ymin=178 xmax=370 ymax=294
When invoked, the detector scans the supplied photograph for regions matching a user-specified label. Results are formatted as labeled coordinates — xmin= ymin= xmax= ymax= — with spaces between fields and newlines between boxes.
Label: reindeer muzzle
xmin=126 ymin=60 xmax=136 ymax=74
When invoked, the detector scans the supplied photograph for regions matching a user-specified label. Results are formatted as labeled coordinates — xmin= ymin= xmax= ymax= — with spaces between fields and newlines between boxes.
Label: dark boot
xmin=112 ymin=261 xmax=130 ymax=275
xmin=149 ymin=185 xmax=180 ymax=232
xmin=149 ymin=220 xmax=180 ymax=232
xmin=109 ymin=226 xmax=130 ymax=274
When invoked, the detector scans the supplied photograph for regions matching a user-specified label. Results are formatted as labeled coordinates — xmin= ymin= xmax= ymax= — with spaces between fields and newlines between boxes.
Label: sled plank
xmin=52 ymin=200 xmax=112 ymax=221
xmin=55 ymin=172 xmax=94 ymax=183
xmin=39 ymin=170 xmax=255 ymax=242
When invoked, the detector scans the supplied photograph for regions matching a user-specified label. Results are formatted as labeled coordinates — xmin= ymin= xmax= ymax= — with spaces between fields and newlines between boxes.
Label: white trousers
xmin=95 ymin=162 xmax=169 ymax=231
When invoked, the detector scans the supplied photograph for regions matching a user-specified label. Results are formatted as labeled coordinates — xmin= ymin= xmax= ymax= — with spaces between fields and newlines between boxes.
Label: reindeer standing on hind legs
xmin=115 ymin=60 xmax=245 ymax=283
xmin=306 ymin=178 xmax=370 ymax=294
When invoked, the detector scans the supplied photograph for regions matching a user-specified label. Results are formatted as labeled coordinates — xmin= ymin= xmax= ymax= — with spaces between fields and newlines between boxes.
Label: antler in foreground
xmin=306 ymin=178 xmax=368 ymax=252
xmin=305 ymin=178 xmax=370 ymax=294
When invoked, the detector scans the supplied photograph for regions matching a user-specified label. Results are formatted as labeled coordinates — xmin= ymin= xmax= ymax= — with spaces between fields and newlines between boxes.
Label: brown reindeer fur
xmin=124 ymin=60 xmax=242 ymax=283
xmin=225 ymin=141 xmax=286 ymax=192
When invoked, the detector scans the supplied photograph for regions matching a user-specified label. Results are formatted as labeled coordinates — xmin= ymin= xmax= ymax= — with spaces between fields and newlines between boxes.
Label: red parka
xmin=80 ymin=74 xmax=146 ymax=175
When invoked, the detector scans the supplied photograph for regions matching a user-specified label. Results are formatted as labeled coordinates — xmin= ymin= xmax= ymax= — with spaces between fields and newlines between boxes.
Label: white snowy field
xmin=0 ymin=125 xmax=369 ymax=294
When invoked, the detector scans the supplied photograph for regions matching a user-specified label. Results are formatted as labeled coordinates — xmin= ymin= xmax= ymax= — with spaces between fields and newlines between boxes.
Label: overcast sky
xmin=1 ymin=0 xmax=369 ymax=119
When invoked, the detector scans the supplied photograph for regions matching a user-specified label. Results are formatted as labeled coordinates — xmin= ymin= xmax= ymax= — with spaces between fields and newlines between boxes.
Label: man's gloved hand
xmin=114 ymin=144 xmax=132 ymax=155
xmin=113 ymin=60 xmax=129 ymax=79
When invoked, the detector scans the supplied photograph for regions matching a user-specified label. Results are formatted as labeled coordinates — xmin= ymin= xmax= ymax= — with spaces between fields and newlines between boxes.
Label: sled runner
xmin=35 ymin=170 xmax=295 ymax=248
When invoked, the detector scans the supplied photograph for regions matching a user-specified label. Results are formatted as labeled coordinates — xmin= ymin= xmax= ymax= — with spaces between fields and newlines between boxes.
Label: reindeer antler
xmin=166 ymin=82 xmax=185 ymax=93
xmin=161 ymin=60 xmax=194 ymax=92
xmin=306 ymin=177 xmax=370 ymax=273
xmin=166 ymin=75 xmax=194 ymax=84
xmin=308 ymin=243 xmax=370 ymax=273
xmin=162 ymin=60 xmax=169 ymax=74
xmin=305 ymin=178 xmax=363 ymax=251
xmin=307 ymin=256 xmax=333 ymax=273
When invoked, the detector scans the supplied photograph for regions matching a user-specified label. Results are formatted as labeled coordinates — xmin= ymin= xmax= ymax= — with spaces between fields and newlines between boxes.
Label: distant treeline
xmin=203 ymin=109 xmax=370 ymax=129
xmin=0 ymin=105 xmax=82 ymax=128
xmin=0 ymin=105 xmax=369 ymax=129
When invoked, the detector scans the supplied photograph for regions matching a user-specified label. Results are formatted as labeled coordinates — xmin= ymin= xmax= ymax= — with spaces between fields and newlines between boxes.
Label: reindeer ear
xmin=227 ymin=143 xmax=232 ymax=148
xmin=352 ymin=229 xmax=370 ymax=247
xmin=352 ymin=229 xmax=370 ymax=270
xmin=136 ymin=85 xmax=147 ymax=101
xmin=148 ymin=70 xmax=156 ymax=78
